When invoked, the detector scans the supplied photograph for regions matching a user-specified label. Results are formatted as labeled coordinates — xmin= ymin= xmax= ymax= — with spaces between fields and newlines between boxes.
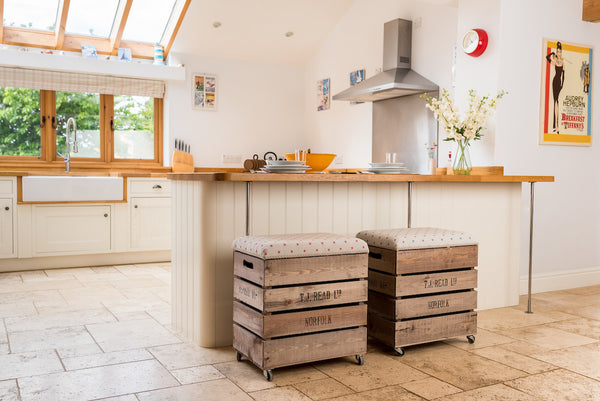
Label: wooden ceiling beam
xmin=583 ymin=0 xmax=600 ymax=21
xmin=160 ymin=0 xmax=191 ymax=57
xmin=109 ymin=0 xmax=133 ymax=55
xmin=0 ymin=0 xmax=4 ymax=43
xmin=55 ymin=0 xmax=70 ymax=49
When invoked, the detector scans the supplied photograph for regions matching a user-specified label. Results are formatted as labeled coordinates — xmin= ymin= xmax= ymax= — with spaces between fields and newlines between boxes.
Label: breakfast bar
xmin=168 ymin=172 xmax=553 ymax=347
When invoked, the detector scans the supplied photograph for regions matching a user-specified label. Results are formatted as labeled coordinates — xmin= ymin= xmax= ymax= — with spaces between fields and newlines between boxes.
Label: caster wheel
xmin=263 ymin=369 xmax=273 ymax=382
xmin=467 ymin=335 xmax=476 ymax=344
xmin=394 ymin=347 xmax=405 ymax=357
xmin=355 ymin=354 xmax=364 ymax=366
xmin=236 ymin=351 xmax=243 ymax=362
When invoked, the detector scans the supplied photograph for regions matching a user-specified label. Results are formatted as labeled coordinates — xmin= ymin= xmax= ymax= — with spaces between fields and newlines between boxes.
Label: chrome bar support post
xmin=407 ymin=181 xmax=413 ymax=228
xmin=245 ymin=182 xmax=251 ymax=236
xmin=526 ymin=182 xmax=535 ymax=314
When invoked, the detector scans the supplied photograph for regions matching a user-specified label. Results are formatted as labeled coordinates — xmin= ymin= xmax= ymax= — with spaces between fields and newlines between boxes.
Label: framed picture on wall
xmin=540 ymin=38 xmax=593 ymax=146
xmin=192 ymin=73 xmax=217 ymax=111
xmin=317 ymin=78 xmax=330 ymax=111
xmin=349 ymin=68 xmax=365 ymax=105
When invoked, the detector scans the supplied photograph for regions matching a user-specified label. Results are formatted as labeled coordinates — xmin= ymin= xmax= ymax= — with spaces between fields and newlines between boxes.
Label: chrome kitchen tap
xmin=58 ymin=117 xmax=78 ymax=172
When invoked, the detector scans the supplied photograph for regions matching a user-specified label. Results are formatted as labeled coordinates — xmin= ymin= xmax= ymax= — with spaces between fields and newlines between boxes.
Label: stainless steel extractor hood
xmin=333 ymin=18 xmax=438 ymax=102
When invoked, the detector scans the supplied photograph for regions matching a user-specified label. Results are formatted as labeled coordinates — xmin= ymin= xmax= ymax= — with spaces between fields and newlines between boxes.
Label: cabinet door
xmin=130 ymin=197 xmax=171 ymax=250
xmin=0 ymin=198 xmax=14 ymax=257
xmin=33 ymin=205 xmax=111 ymax=255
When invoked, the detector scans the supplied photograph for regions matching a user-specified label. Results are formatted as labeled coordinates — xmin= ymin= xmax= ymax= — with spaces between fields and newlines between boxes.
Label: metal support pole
xmin=245 ymin=182 xmax=251 ymax=236
xmin=526 ymin=182 xmax=535 ymax=314
xmin=407 ymin=181 xmax=413 ymax=228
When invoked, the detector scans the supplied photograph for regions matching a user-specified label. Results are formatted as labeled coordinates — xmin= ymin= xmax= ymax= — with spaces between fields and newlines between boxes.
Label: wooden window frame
xmin=0 ymin=89 xmax=163 ymax=170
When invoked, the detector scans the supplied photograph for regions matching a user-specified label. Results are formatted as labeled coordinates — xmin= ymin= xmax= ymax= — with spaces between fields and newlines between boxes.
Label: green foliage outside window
xmin=0 ymin=87 xmax=41 ymax=156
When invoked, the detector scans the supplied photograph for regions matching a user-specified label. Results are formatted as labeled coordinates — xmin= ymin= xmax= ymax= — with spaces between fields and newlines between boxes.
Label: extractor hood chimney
xmin=332 ymin=18 xmax=438 ymax=102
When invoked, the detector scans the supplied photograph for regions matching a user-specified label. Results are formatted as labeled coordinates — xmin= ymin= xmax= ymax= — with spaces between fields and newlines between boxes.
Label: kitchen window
xmin=0 ymin=87 xmax=163 ymax=169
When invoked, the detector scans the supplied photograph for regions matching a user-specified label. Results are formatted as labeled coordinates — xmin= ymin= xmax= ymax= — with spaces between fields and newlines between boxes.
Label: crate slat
xmin=368 ymin=268 xmax=478 ymax=297
xmin=368 ymin=290 xmax=477 ymax=320
xmin=234 ymin=324 xmax=366 ymax=370
xmin=368 ymin=311 xmax=477 ymax=348
xmin=234 ymin=251 xmax=367 ymax=287
xmin=233 ymin=301 xmax=367 ymax=338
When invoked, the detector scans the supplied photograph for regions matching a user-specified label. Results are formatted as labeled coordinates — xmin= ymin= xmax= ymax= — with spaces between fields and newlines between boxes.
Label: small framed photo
xmin=349 ymin=69 xmax=365 ymax=105
xmin=192 ymin=73 xmax=217 ymax=111
xmin=117 ymin=48 xmax=132 ymax=62
xmin=81 ymin=44 xmax=97 ymax=59
xmin=317 ymin=78 xmax=330 ymax=111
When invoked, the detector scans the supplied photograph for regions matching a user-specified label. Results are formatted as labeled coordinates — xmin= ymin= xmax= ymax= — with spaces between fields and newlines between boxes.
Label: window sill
xmin=0 ymin=49 xmax=185 ymax=81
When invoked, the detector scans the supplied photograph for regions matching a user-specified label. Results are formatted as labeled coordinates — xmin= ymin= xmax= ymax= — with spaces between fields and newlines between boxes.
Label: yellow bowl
xmin=284 ymin=153 xmax=336 ymax=172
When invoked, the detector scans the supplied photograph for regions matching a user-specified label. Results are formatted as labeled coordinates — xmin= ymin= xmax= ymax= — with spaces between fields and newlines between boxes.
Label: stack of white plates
xmin=262 ymin=160 xmax=309 ymax=173
xmin=364 ymin=162 xmax=408 ymax=174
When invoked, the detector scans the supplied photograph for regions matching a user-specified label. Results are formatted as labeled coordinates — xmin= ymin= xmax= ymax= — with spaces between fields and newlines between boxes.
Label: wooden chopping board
xmin=172 ymin=150 xmax=194 ymax=173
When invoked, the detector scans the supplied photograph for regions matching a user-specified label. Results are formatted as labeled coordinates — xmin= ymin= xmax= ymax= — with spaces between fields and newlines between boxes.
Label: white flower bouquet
xmin=422 ymin=89 xmax=506 ymax=174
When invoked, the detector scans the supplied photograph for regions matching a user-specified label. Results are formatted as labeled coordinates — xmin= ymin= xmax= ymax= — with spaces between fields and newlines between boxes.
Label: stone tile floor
xmin=0 ymin=263 xmax=598 ymax=400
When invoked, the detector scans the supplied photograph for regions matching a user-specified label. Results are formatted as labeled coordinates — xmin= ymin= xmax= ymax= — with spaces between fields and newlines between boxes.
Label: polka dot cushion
xmin=356 ymin=227 xmax=477 ymax=250
xmin=232 ymin=233 xmax=369 ymax=259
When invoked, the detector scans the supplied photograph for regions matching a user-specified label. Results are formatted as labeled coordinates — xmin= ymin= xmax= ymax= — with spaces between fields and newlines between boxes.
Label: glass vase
xmin=453 ymin=140 xmax=472 ymax=175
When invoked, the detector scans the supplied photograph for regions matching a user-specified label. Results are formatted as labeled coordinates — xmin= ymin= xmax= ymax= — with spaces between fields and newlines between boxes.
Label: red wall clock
xmin=462 ymin=29 xmax=488 ymax=57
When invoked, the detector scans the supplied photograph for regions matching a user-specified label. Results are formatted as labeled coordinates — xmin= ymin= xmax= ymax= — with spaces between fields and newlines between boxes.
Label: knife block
xmin=172 ymin=150 xmax=194 ymax=173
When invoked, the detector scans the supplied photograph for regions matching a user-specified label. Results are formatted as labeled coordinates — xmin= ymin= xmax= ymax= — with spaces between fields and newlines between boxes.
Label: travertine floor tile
xmin=293 ymin=377 xmax=353 ymax=400
xmin=270 ymin=365 xmax=328 ymax=386
xmin=146 ymin=307 xmax=171 ymax=325
xmin=56 ymin=343 xmax=103 ymax=359
xmin=401 ymin=377 xmax=462 ymax=400
xmin=62 ymin=349 xmax=153 ymax=371
xmin=327 ymin=385 xmax=425 ymax=401
xmin=562 ymin=284 xmax=600 ymax=296
xmin=95 ymin=395 xmax=138 ymax=401
xmin=435 ymin=383 xmax=538 ymax=400
xmin=0 ymin=301 xmax=37 ymax=319
xmin=44 ymin=267 xmax=95 ymax=277
xmin=22 ymin=278 xmax=83 ymax=292
xmin=86 ymin=318 xmax=181 ymax=352
xmin=546 ymin=317 xmax=600 ymax=340
xmin=0 ymin=343 xmax=9 ymax=354
xmin=109 ymin=277 xmax=166 ymax=289
xmin=477 ymin=307 xmax=557 ymax=331
xmin=471 ymin=346 xmax=556 ymax=374
xmin=250 ymin=386 xmax=312 ymax=401
xmin=18 ymin=360 xmax=178 ymax=401
xmin=314 ymin=352 xmax=428 ymax=392
xmin=0 ymin=273 xmax=22 ymax=285
xmin=135 ymin=379 xmax=253 ymax=401
xmin=214 ymin=360 xmax=276 ymax=392
xmin=496 ymin=341 xmax=552 ymax=357
xmin=443 ymin=328 xmax=513 ymax=350
xmin=8 ymin=325 xmax=96 ymax=353
xmin=148 ymin=343 xmax=235 ymax=370
xmin=530 ymin=342 xmax=600 ymax=380
xmin=398 ymin=343 xmax=526 ymax=390
xmin=513 ymin=296 xmax=579 ymax=321
xmin=170 ymin=365 xmax=224 ymax=384
xmin=505 ymin=369 xmax=600 ymax=401
xmin=0 ymin=379 xmax=19 ymax=401
xmin=566 ymin=304 xmax=600 ymax=320
xmin=5 ymin=308 xmax=115 ymax=332
xmin=0 ymin=350 xmax=64 ymax=380
xmin=500 ymin=325 xmax=597 ymax=351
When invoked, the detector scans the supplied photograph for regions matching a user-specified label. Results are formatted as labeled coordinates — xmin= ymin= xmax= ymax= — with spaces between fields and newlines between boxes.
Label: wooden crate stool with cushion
xmin=356 ymin=227 xmax=478 ymax=356
xmin=232 ymin=233 xmax=369 ymax=381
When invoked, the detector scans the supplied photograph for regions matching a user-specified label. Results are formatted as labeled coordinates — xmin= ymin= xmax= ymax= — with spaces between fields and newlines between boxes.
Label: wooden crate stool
xmin=232 ymin=233 xmax=369 ymax=381
xmin=356 ymin=227 xmax=478 ymax=356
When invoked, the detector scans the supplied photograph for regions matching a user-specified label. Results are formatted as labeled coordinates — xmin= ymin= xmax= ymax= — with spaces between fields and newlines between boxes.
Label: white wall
xmin=495 ymin=0 xmax=600 ymax=279
xmin=165 ymin=52 xmax=305 ymax=167
xmin=303 ymin=0 xmax=458 ymax=168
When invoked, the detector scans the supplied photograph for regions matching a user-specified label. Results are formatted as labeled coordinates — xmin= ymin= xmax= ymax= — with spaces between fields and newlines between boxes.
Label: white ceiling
xmin=171 ymin=0 xmax=354 ymax=65
xmin=171 ymin=0 xmax=458 ymax=65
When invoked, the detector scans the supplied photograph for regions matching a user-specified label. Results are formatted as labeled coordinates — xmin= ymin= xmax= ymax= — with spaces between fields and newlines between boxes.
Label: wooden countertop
xmin=0 ymin=171 xmax=168 ymax=178
xmin=167 ymin=172 xmax=554 ymax=183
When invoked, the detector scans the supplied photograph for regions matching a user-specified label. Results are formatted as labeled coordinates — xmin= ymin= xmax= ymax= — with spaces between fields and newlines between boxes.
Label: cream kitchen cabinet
xmin=0 ymin=178 xmax=17 ymax=259
xmin=32 ymin=205 xmax=111 ymax=255
xmin=128 ymin=178 xmax=171 ymax=251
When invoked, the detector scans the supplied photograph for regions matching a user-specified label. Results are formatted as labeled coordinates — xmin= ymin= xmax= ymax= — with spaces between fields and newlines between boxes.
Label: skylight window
xmin=3 ymin=0 xmax=59 ymax=31
xmin=121 ymin=0 xmax=176 ymax=43
xmin=65 ymin=0 xmax=120 ymax=38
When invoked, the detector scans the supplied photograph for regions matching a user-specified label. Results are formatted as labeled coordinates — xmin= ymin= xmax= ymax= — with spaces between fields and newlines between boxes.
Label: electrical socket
xmin=222 ymin=154 xmax=242 ymax=163
xmin=335 ymin=154 xmax=344 ymax=164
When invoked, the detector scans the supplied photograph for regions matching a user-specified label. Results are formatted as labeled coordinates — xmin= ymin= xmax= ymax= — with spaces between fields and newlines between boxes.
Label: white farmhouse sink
xmin=22 ymin=176 xmax=124 ymax=202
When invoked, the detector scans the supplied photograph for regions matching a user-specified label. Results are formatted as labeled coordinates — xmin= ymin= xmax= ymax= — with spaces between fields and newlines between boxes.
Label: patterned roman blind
xmin=0 ymin=67 xmax=165 ymax=98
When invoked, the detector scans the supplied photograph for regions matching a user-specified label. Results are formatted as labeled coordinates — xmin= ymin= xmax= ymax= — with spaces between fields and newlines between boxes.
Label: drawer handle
xmin=369 ymin=252 xmax=382 ymax=260
xmin=4 ymin=206 xmax=9 ymax=211
xmin=242 ymin=260 xmax=254 ymax=269
xmin=152 ymin=184 xmax=162 ymax=190
xmin=134 ymin=205 xmax=138 ymax=208
xmin=104 ymin=213 xmax=109 ymax=218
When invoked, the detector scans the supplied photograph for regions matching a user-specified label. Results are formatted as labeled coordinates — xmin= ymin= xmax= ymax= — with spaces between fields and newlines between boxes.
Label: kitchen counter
xmin=168 ymin=172 xmax=553 ymax=182
xmin=169 ymin=170 xmax=553 ymax=347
